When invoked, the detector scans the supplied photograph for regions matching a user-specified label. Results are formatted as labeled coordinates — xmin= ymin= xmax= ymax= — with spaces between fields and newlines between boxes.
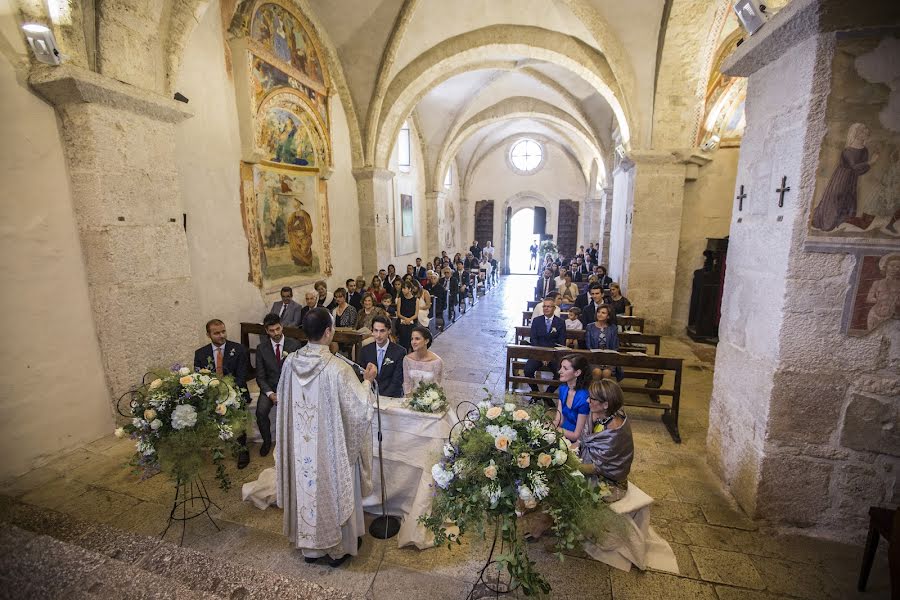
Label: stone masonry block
xmin=840 ymin=392 xmax=900 ymax=457
xmin=767 ymin=370 xmax=845 ymax=445
xmin=81 ymin=224 xmax=192 ymax=286
xmin=757 ymin=453 xmax=833 ymax=526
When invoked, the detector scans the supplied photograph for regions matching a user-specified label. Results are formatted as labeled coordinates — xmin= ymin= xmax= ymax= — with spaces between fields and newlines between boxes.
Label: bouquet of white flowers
xmin=407 ymin=381 xmax=448 ymax=413
xmin=116 ymin=364 xmax=248 ymax=490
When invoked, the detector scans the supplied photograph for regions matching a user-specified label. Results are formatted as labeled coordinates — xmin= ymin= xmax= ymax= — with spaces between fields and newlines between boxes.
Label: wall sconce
xmin=733 ymin=2 xmax=768 ymax=36
xmin=21 ymin=23 xmax=62 ymax=65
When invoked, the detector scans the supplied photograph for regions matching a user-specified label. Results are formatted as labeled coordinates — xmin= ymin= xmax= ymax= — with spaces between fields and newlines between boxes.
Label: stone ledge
xmin=29 ymin=64 xmax=193 ymax=124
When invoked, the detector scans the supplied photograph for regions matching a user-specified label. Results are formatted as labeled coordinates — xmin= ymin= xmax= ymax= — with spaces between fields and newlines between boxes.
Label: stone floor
xmin=0 ymin=275 xmax=891 ymax=599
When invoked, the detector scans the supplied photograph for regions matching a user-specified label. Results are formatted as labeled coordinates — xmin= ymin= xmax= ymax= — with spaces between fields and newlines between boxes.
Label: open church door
xmin=533 ymin=206 xmax=546 ymax=237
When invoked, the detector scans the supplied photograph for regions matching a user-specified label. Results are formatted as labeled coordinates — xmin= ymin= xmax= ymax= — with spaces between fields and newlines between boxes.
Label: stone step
xmin=0 ymin=497 xmax=356 ymax=600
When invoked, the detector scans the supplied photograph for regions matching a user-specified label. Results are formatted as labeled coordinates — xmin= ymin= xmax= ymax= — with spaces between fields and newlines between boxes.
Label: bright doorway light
xmin=509 ymin=208 xmax=539 ymax=274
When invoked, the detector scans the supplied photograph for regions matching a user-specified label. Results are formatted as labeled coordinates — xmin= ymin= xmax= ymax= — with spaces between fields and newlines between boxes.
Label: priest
xmin=275 ymin=306 xmax=377 ymax=566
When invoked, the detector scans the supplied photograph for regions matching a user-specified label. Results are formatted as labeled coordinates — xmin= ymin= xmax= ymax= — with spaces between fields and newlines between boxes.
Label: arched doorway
xmin=508 ymin=208 xmax=539 ymax=274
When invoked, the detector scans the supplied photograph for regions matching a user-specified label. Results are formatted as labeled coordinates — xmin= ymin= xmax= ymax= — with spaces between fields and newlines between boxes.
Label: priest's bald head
xmin=303 ymin=307 xmax=334 ymax=344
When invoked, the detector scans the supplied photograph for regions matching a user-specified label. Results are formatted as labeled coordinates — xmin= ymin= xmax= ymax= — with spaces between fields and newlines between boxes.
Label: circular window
xmin=509 ymin=139 xmax=544 ymax=174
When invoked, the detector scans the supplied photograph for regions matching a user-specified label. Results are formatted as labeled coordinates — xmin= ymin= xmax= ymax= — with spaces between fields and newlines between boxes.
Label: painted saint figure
xmin=866 ymin=253 xmax=900 ymax=331
xmin=811 ymin=123 xmax=880 ymax=232
xmin=287 ymin=196 xmax=313 ymax=267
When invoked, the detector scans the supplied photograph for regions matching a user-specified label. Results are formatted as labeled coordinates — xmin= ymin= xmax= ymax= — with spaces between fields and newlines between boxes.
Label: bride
xmin=402 ymin=326 xmax=443 ymax=395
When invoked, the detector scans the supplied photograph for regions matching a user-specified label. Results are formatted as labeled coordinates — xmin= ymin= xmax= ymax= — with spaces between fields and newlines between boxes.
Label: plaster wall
xmin=387 ymin=119 xmax=427 ymax=269
xmin=671 ymin=147 xmax=739 ymax=333
xmin=608 ymin=167 xmax=631 ymax=285
xmin=0 ymin=3 xmax=112 ymax=480
xmin=465 ymin=141 xmax=586 ymax=264
xmin=174 ymin=0 xmax=364 ymax=335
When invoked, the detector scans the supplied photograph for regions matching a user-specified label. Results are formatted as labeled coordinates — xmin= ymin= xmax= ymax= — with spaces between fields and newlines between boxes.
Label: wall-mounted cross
xmin=736 ymin=185 xmax=747 ymax=212
xmin=776 ymin=176 xmax=791 ymax=208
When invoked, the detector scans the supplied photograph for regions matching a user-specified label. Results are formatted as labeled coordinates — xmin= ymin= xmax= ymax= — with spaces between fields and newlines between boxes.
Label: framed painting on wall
xmin=240 ymin=162 xmax=332 ymax=291
xmin=845 ymin=252 xmax=899 ymax=336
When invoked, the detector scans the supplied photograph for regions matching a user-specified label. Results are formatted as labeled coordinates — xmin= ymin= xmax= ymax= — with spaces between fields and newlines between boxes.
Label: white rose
xmin=504 ymin=403 xmax=515 ymax=413
xmin=150 ymin=419 xmax=162 ymax=430
xmin=543 ymin=432 xmax=557 ymax=445
xmin=208 ymin=379 xmax=220 ymax=387
xmin=443 ymin=443 xmax=455 ymax=459
xmin=149 ymin=379 xmax=162 ymax=390
xmin=179 ymin=367 xmax=191 ymax=376
xmin=171 ymin=404 xmax=198 ymax=430
xmin=198 ymin=375 xmax=211 ymax=385
xmin=553 ymin=449 xmax=568 ymax=466
xmin=114 ymin=427 xmax=126 ymax=438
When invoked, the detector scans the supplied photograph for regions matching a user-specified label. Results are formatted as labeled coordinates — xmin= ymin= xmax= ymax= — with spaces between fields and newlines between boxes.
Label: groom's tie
xmin=377 ymin=346 xmax=385 ymax=372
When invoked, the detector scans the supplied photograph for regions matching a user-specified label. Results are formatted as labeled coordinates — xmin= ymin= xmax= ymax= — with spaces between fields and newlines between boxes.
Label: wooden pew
xmin=240 ymin=322 xmax=366 ymax=366
xmin=513 ymin=326 xmax=661 ymax=356
xmin=503 ymin=344 xmax=683 ymax=443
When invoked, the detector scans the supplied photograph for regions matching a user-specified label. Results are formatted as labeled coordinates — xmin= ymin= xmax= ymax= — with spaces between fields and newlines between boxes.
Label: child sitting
xmin=564 ymin=306 xmax=583 ymax=348
xmin=381 ymin=294 xmax=397 ymax=317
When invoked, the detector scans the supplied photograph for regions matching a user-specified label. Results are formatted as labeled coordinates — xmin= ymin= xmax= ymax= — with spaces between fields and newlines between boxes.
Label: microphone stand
xmin=368 ymin=378 xmax=401 ymax=539
xmin=333 ymin=351 xmax=400 ymax=539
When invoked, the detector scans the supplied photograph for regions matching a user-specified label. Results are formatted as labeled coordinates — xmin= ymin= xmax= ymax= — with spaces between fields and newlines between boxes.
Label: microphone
xmin=332 ymin=351 xmax=365 ymax=376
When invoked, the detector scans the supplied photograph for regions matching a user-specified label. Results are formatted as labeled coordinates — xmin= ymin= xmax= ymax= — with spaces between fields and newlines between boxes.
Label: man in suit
xmin=254 ymin=313 xmax=301 ymax=456
xmin=579 ymin=283 xmax=607 ymax=328
xmin=268 ymin=286 xmax=302 ymax=328
xmin=535 ymin=267 xmax=556 ymax=301
xmin=346 ymin=278 xmax=362 ymax=310
xmin=524 ymin=297 xmax=567 ymax=397
xmin=469 ymin=240 xmax=481 ymax=261
xmin=429 ymin=271 xmax=447 ymax=330
xmin=357 ymin=315 xmax=405 ymax=397
xmin=194 ymin=319 xmax=252 ymax=468
xmin=571 ymin=256 xmax=589 ymax=282
xmin=299 ymin=290 xmax=318 ymax=326
xmin=412 ymin=258 xmax=427 ymax=281
xmin=454 ymin=261 xmax=469 ymax=313
xmin=444 ymin=266 xmax=458 ymax=322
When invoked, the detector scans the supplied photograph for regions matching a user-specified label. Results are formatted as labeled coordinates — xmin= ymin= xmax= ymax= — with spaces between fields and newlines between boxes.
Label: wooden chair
xmin=858 ymin=505 xmax=898 ymax=594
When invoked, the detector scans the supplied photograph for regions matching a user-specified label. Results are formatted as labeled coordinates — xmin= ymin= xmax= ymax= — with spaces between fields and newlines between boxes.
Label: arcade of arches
xmin=1 ymin=0 xmax=898 ymax=593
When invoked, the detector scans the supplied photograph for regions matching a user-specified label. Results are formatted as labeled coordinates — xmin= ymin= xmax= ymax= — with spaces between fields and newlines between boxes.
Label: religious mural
xmin=250 ymin=2 xmax=325 ymax=88
xmin=847 ymin=253 xmax=900 ymax=335
xmin=807 ymin=34 xmax=900 ymax=249
xmin=257 ymin=104 xmax=317 ymax=168
xmin=241 ymin=163 xmax=332 ymax=290
xmin=250 ymin=55 xmax=328 ymax=125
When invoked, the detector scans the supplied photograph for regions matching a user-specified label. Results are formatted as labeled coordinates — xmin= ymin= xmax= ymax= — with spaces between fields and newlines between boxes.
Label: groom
xmin=357 ymin=315 xmax=405 ymax=397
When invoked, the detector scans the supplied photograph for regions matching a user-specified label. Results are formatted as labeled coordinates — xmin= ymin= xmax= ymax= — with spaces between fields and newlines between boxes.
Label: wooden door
xmin=557 ymin=199 xmax=579 ymax=256
xmin=473 ymin=200 xmax=494 ymax=246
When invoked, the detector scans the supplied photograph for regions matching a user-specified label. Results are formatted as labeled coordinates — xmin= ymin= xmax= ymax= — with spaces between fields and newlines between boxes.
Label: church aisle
xmin=0 ymin=275 xmax=889 ymax=599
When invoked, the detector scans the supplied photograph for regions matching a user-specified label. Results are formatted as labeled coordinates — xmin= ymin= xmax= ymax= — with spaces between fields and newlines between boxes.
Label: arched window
xmin=509 ymin=139 xmax=543 ymax=174
xmin=443 ymin=166 xmax=452 ymax=189
xmin=398 ymin=121 xmax=411 ymax=172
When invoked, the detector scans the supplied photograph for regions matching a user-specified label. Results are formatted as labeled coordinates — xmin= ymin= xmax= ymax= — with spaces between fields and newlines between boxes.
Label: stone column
xmin=599 ymin=186 xmax=613 ymax=264
xmin=707 ymin=0 xmax=898 ymax=541
xmin=353 ymin=167 xmax=394 ymax=276
xmin=424 ymin=191 xmax=442 ymax=259
xmin=619 ymin=151 xmax=688 ymax=334
xmin=458 ymin=196 xmax=470 ymax=253
xmin=580 ymin=197 xmax=595 ymax=249
xmin=29 ymin=64 xmax=200 ymax=403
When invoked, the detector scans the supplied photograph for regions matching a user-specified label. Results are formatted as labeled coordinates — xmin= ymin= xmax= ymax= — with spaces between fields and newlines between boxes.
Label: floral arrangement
xmin=538 ymin=239 xmax=558 ymax=259
xmin=420 ymin=393 xmax=621 ymax=596
xmin=115 ymin=365 xmax=248 ymax=490
xmin=407 ymin=381 xmax=448 ymax=414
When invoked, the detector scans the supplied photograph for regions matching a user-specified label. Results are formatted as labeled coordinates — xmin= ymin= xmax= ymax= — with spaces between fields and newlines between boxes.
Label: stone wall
xmin=0 ymin=10 xmax=112 ymax=480
xmin=708 ymin=24 xmax=899 ymax=541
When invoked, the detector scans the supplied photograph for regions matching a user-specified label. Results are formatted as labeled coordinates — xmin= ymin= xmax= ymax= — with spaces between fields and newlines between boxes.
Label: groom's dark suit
xmin=255 ymin=336 xmax=302 ymax=446
xmin=358 ymin=341 xmax=406 ymax=398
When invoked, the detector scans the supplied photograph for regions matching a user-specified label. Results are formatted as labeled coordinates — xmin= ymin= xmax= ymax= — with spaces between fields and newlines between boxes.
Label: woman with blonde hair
xmin=578 ymin=378 xmax=633 ymax=502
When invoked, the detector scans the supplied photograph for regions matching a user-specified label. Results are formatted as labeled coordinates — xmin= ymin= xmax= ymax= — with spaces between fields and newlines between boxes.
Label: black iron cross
xmin=736 ymin=185 xmax=747 ymax=212
xmin=776 ymin=176 xmax=791 ymax=208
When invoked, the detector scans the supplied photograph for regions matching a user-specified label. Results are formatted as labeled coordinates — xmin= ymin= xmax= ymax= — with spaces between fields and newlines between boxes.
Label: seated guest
xmin=470 ymin=240 xmax=482 ymax=260
xmin=299 ymin=290 xmax=318 ymax=326
xmin=558 ymin=272 xmax=579 ymax=303
xmin=406 ymin=264 xmax=415 ymax=278
xmin=268 ymin=286 xmax=302 ymax=328
xmin=564 ymin=306 xmax=583 ymax=349
xmin=531 ymin=290 xmax=562 ymax=320
xmin=331 ymin=287 xmax=357 ymax=328
xmin=355 ymin=292 xmax=387 ymax=331
xmin=396 ymin=280 xmax=419 ymax=350
xmin=429 ymin=271 xmax=446 ymax=325
xmin=453 ymin=252 xmax=463 ymax=265
xmin=381 ymin=294 xmax=396 ymax=317
xmin=369 ymin=275 xmax=387 ymax=303
xmin=415 ymin=279 xmax=432 ymax=327
xmin=314 ymin=279 xmax=336 ymax=310
xmin=403 ymin=326 xmax=444 ymax=395
xmin=384 ymin=264 xmax=400 ymax=297
xmin=454 ymin=261 xmax=469 ymax=313
xmin=413 ymin=258 xmax=427 ymax=280
xmin=571 ymin=256 xmax=589 ymax=281
xmin=578 ymin=378 xmax=633 ymax=502
xmin=524 ymin=297 xmax=566 ymax=397
xmin=355 ymin=276 xmax=368 ymax=299
xmin=464 ymin=252 xmax=478 ymax=270
xmin=443 ymin=266 xmax=458 ymax=322
xmin=255 ymin=314 xmax=301 ymax=457
xmin=194 ymin=319 xmax=250 ymax=468
xmin=555 ymin=354 xmax=590 ymax=443
xmin=579 ymin=282 xmax=606 ymax=328
xmin=607 ymin=282 xmax=632 ymax=317
xmin=483 ymin=241 xmax=495 ymax=262
xmin=358 ymin=315 xmax=405 ymax=397
xmin=596 ymin=265 xmax=613 ymax=288
xmin=535 ymin=266 xmax=556 ymax=301
xmin=345 ymin=278 xmax=362 ymax=310
xmin=584 ymin=304 xmax=622 ymax=381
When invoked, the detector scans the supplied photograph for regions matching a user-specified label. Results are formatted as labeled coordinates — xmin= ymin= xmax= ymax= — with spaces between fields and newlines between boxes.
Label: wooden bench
xmin=503 ymin=344 xmax=683 ymax=443
xmin=240 ymin=322 xmax=366 ymax=367
xmin=513 ymin=326 xmax=661 ymax=356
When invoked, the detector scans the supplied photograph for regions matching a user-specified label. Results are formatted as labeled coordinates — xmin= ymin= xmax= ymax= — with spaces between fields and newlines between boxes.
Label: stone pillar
xmin=458 ymin=196 xmax=470 ymax=253
xmin=599 ymin=186 xmax=613 ymax=265
xmin=424 ymin=191 xmax=442 ymax=259
xmin=707 ymin=0 xmax=899 ymax=541
xmin=353 ymin=167 xmax=395 ymax=276
xmin=619 ymin=151 xmax=688 ymax=334
xmin=29 ymin=64 xmax=200 ymax=403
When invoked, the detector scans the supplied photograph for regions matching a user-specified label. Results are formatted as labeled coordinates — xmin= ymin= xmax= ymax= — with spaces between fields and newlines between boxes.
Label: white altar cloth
xmin=361 ymin=396 xmax=458 ymax=549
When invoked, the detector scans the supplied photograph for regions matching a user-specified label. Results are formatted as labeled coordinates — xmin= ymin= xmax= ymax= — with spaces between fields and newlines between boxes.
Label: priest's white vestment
xmin=276 ymin=342 xmax=374 ymax=559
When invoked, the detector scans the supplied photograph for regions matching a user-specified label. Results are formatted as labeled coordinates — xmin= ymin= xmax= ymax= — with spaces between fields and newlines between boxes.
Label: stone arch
xmin=493 ymin=191 xmax=555 ymax=268
xmin=371 ymin=25 xmax=632 ymax=168
xmin=434 ymin=97 xmax=603 ymax=192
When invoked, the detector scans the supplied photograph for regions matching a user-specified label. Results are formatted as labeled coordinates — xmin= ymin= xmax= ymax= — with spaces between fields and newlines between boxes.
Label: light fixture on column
xmin=700 ymin=135 xmax=721 ymax=152
xmin=733 ymin=2 xmax=768 ymax=36
xmin=21 ymin=23 xmax=62 ymax=65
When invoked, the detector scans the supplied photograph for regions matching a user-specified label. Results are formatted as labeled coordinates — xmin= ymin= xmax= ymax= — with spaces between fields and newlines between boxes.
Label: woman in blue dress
xmin=555 ymin=354 xmax=591 ymax=443
xmin=584 ymin=304 xmax=623 ymax=382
